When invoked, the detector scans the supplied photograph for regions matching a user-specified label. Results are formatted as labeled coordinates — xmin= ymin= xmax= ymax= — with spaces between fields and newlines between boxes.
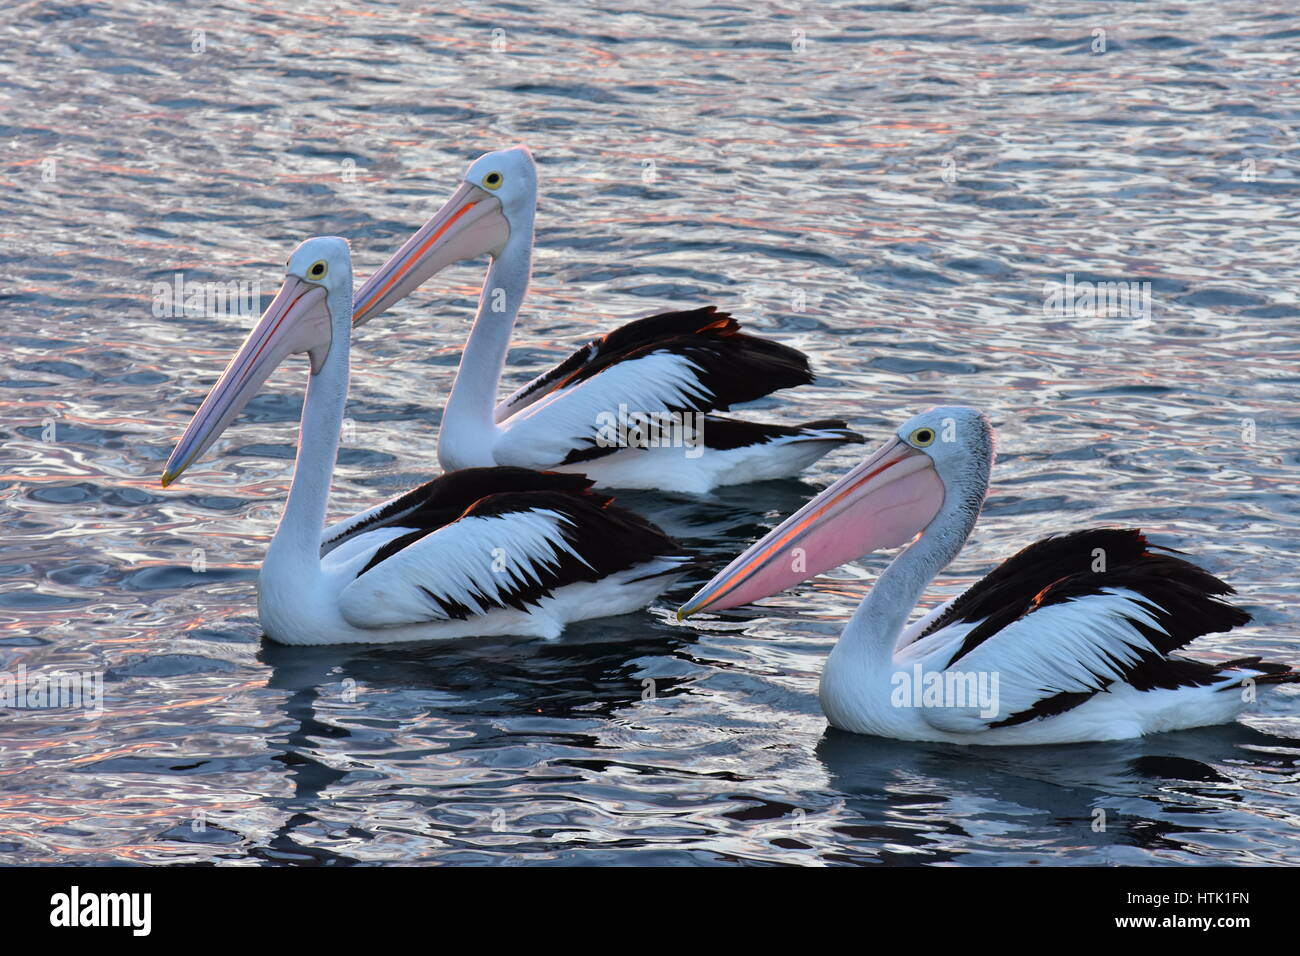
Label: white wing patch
xmin=913 ymin=588 xmax=1170 ymax=734
xmin=337 ymin=509 xmax=594 ymax=629
xmin=493 ymin=351 xmax=715 ymax=468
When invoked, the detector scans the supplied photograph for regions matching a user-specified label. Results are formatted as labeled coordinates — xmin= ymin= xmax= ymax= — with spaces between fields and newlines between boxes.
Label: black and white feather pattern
xmin=325 ymin=467 xmax=695 ymax=629
xmin=321 ymin=467 xmax=591 ymax=555
xmin=903 ymin=529 xmax=1286 ymax=732
xmin=560 ymin=414 xmax=865 ymax=465
xmin=493 ymin=306 xmax=815 ymax=424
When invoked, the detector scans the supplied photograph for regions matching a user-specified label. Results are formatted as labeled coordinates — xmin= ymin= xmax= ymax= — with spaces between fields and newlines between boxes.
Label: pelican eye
xmin=482 ymin=171 xmax=503 ymax=190
xmin=307 ymin=260 xmax=328 ymax=280
xmin=910 ymin=427 xmax=936 ymax=447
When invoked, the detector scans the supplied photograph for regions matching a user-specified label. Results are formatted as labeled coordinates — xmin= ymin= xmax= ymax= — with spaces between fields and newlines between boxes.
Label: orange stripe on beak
xmin=698 ymin=451 xmax=906 ymax=609
xmin=353 ymin=199 xmax=478 ymax=323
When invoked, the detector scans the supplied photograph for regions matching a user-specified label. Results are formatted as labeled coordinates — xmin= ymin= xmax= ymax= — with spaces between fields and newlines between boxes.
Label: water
xmin=1 ymin=0 xmax=1298 ymax=866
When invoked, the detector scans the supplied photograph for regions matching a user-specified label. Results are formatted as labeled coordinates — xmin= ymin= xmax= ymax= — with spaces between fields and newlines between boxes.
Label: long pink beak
xmin=350 ymin=182 xmax=510 ymax=328
xmin=677 ymin=437 xmax=946 ymax=618
xmin=161 ymin=276 xmax=330 ymax=486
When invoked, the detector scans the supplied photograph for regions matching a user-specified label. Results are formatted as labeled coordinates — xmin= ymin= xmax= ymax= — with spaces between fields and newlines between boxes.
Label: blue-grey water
xmin=1 ymin=0 xmax=1298 ymax=865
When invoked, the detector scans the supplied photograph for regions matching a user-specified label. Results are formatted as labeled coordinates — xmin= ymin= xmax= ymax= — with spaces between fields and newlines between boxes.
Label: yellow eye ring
xmin=482 ymin=171 xmax=503 ymax=190
xmin=910 ymin=427 xmax=936 ymax=447
xmin=307 ymin=260 xmax=328 ymax=280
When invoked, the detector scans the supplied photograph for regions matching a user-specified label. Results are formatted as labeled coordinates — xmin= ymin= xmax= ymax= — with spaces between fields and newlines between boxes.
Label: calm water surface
xmin=1 ymin=0 xmax=1298 ymax=865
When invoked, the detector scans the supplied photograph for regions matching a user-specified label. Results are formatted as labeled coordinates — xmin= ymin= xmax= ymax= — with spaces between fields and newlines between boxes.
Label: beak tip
xmin=160 ymin=470 xmax=177 ymax=488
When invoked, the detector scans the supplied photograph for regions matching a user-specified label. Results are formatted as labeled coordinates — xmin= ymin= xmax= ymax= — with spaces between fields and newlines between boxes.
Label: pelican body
xmin=161 ymin=238 xmax=695 ymax=645
xmin=680 ymin=407 xmax=1297 ymax=744
xmin=348 ymin=146 xmax=862 ymax=494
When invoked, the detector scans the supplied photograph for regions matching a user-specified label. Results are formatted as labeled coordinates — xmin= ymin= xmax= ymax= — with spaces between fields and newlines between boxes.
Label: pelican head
xmin=677 ymin=407 xmax=993 ymax=619
xmin=161 ymin=237 xmax=353 ymax=486
xmin=350 ymin=146 xmax=537 ymax=327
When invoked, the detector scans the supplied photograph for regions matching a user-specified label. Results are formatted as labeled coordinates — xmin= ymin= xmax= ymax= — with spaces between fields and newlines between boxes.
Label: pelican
xmin=347 ymin=146 xmax=863 ymax=494
xmin=161 ymin=237 xmax=697 ymax=646
xmin=678 ymin=406 xmax=1297 ymax=744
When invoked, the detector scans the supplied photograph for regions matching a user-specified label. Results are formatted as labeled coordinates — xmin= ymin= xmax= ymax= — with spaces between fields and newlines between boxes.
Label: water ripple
xmin=0 ymin=0 xmax=1296 ymax=865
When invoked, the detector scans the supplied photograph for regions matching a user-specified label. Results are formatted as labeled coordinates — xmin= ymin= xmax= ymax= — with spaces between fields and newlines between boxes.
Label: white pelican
xmin=678 ymin=406 xmax=1297 ymax=744
xmin=161 ymin=237 xmax=697 ymax=646
xmin=348 ymin=146 xmax=863 ymax=494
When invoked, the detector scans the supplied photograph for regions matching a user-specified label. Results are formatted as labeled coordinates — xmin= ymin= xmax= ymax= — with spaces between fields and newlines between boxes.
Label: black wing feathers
xmin=502 ymin=306 xmax=814 ymax=416
xmin=923 ymin=529 xmax=1150 ymax=654
xmin=328 ymin=466 xmax=595 ymax=555
xmin=693 ymin=416 xmax=865 ymax=451
xmin=356 ymin=472 xmax=692 ymax=613
xmin=930 ymin=528 xmax=1261 ymax=728
xmin=941 ymin=529 xmax=1250 ymax=669
xmin=559 ymin=414 xmax=864 ymax=465
xmin=393 ymin=489 xmax=690 ymax=617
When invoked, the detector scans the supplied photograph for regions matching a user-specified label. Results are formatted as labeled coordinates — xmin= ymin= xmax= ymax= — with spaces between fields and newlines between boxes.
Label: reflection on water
xmin=816 ymin=725 xmax=1300 ymax=865
xmin=1 ymin=0 xmax=1298 ymax=864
